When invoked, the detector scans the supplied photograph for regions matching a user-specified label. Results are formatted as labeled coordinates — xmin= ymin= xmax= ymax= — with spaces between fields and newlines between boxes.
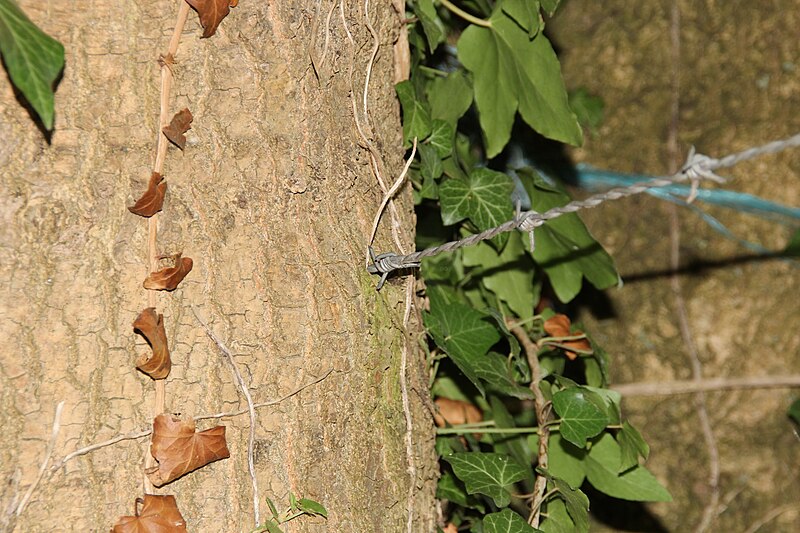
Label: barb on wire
xmin=367 ymin=132 xmax=800 ymax=290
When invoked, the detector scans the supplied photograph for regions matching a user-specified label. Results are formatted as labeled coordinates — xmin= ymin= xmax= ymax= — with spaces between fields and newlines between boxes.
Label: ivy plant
xmin=0 ymin=0 xmax=64 ymax=129
xmin=401 ymin=1 xmax=671 ymax=530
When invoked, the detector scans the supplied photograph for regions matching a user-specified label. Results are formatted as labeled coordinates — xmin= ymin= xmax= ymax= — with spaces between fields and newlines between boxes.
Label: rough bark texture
xmin=550 ymin=2 xmax=800 ymax=531
xmin=0 ymin=1 xmax=437 ymax=532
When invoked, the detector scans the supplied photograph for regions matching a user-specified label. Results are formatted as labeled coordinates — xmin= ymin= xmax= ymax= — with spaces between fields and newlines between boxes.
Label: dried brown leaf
xmin=143 ymin=254 xmax=193 ymax=291
xmin=147 ymin=414 xmax=230 ymax=487
xmin=433 ymin=397 xmax=483 ymax=427
xmin=434 ymin=397 xmax=483 ymax=440
xmin=128 ymin=172 xmax=167 ymax=217
xmin=543 ymin=314 xmax=592 ymax=360
xmin=185 ymin=0 xmax=238 ymax=38
xmin=161 ymin=108 xmax=192 ymax=150
xmin=133 ymin=308 xmax=171 ymax=380
xmin=111 ymin=495 xmax=187 ymax=533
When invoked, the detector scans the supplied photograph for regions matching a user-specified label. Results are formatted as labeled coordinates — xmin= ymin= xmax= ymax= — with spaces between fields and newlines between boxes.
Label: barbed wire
xmin=367 ymin=132 xmax=800 ymax=290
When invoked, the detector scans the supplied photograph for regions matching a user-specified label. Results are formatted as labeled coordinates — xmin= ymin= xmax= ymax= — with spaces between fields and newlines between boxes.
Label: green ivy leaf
xmin=483 ymin=508 xmax=543 ymax=533
xmin=518 ymin=168 xmax=619 ymax=303
xmin=501 ymin=0 xmax=542 ymax=38
xmin=414 ymin=0 xmax=444 ymax=52
xmin=462 ymin=234 xmax=538 ymax=320
xmin=444 ymin=452 xmax=527 ymax=507
xmin=474 ymin=352 xmax=535 ymax=399
xmin=428 ymin=119 xmax=455 ymax=158
xmin=548 ymin=433 xmax=586 ymax=489
xmin=424 ymin=301 xmax=501 ymax=395
xmin=0 ymin=0 xmax=65 ymax=130
xmin=582 ymin=385 xmax=622 ymax=425
xmin=585 ymin=433 xmax=672 ymax=501
xmin=789 ymin=398 xmax=800 ymax=425
xmin=490 ymin=397 xmax=535 ymax=486
xmin=396 ymin=80 xmax=432 ymax=147
xmin=439 ymin=168 xmax=515 ymax=248
xmin=296 ymin=498 xmax=327 ymax=518
xmin=569 ymin=87 xmax=604 ymax=135
xmin=617 ymin=421 xmax=650 ymax=473
xmin=539 ymin=498 xmax=574 ymax=533
xmin=419 ymin=143 xmax=443 ymax=182
xmin=427 ymin=70 xmax=473 ymax=126
xmin=457 ymin=10 xmax=581 ymax=157
xmin=552 ymin=387 xmax=609 ymax=447
xmin=551 ymin=477 xmax=589 ymax=533
xmin=540 ymin=0 xmax=561 ymax=16
xmin=437 ymin=470 xmax=486 ymax=512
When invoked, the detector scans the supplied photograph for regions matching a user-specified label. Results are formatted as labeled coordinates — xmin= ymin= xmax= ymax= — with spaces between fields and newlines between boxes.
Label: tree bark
xmin=0 ymin=1 xmax=437 ymax=531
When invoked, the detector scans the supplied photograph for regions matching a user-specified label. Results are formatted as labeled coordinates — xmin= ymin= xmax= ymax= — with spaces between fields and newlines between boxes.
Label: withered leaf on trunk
xmin=111 ymin=494 xmax=187 ymax=533
xmin=186 ymin=0 xmax=238 ymax=39
xmin=133 ymin=307 xmax=171 ymax=380
xmin=543 ymin=314 xmax=592 ymax=360
xmin=143 ymin=254 xmax=193 ymax=291
xmin=147 ymin=414 xmax=230 ymax=487
xmin=128 ymin=172 xmax=167 ymax=217
xmin=162 ymin=108 xmax=193 ymax=150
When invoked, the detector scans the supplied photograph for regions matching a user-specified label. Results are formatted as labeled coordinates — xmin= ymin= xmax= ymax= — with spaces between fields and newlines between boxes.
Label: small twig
xmin=192 ymin=306 xmax=261 ymax=526
xmin=16 ymin=401 xmax=64 ymax=518
xmin=742 ymin=503 xmax=797 ymax=533
xmin=507 ymin=322 xmax=549 ymax=528
xmin=613 ymin=375 xmax=800 ymax=396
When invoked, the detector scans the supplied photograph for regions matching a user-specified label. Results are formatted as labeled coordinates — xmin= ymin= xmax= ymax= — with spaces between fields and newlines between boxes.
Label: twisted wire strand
xmin=368 ymin=133 xmax=800 ymax=283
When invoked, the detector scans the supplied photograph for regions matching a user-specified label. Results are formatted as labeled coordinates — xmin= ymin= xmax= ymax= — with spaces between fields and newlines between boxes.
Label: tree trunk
xmin=0 ymin=1 xmax=437 ymax=531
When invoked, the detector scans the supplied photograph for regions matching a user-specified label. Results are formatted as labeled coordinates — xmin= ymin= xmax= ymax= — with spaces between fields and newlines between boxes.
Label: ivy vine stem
xmin=508 ymin=320 xmax=550 ymax=528
xmin=438 ymin=0 xmax=492 ymax=28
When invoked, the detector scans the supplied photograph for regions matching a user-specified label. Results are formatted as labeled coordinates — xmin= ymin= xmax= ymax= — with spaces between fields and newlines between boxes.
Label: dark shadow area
xmin=1 ymin=56 xmax=64 ymax=143
xmin=583 ymin=484 xmax=670 ymax=532
xmin=621 ymin=250 xmax=798 ymax=283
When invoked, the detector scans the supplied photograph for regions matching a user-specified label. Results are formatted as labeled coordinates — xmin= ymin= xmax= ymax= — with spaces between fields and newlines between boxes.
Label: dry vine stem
xmin=137 ymin=0 xmax=191 ymax=495
xmin=508 ymin=322 xmax=550 ymax=528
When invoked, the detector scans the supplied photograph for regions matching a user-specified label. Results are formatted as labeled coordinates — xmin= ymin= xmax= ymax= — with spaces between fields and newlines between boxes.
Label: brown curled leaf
xmin=111 ymin=494 xmax=187 ymax=533
xmin=434 ymin=397 xmax=483 ymax=440
xmin=147 ymin=414 xmax=230 ymax=487
xmin=132 ymin=308 xmax=171 ymax=380
xmin=128 ymin=172 xmax=167 ymax=217
xmin=162 ymin=108 xmax=192 ymax=150
xmin=185 ymin=0 xmax=238 ymax=39
xmin=543 ymin=314 xmax=592 ymax=360
xmin=143 ymin=254 xmax=193 ymax=291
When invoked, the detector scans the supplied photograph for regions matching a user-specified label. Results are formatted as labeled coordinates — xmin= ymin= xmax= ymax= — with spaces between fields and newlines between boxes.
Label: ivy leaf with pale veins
xmin=483 ymin=508 xmax=543 ymax=533
xmin=444 ymin=452 xmax=527 ymax=507
xmin=143 ymin=253 xmax=193 ymax=291
xmin=396 ymin=80 xmax=432 ymax=147
xmin=162 ymin=108 xmax=193 ymax=150
xmin=424 ymin=301 xmax=501 ymax=396
xmin=133 ymin=307 xmax=171 ymax=380
xmin=585 ymin=433 xmax=671 ymax=501
xmin=457 ymin=8 xmax=581 ymax=157
xmin=111 ymin=495 xmax=187 ymax=533
xmin=147 ymin=414 xmax=230 ymax=487
xmin=128 ymin=172 xmax=167 ymax=217
xmin=518 ymin=168 xmax=618 ymax=303
xmin=185 ymin=0 xmax=238 ymax=39
xmin=439 ymin=168 xmax=514 ymax=248
xmin=0 ymin=0 xmax=65 ymax=129
xmin=552 ymin=386 xmax=608 ymax=447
